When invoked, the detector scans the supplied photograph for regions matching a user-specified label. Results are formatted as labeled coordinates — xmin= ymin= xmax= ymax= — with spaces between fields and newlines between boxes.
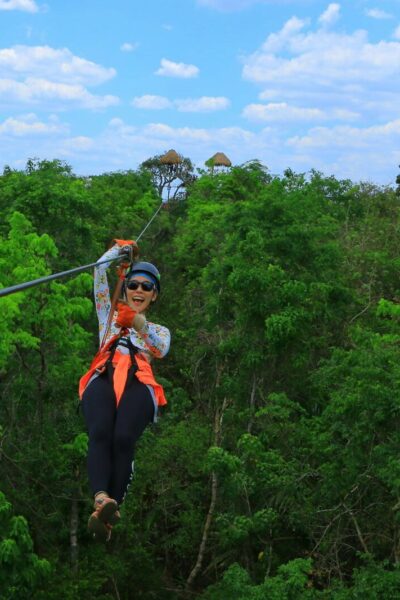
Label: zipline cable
xmin=0 ymin=200 xmax=164 ymax=299
xmin=135 ymin=201 xmax=164 ymax=243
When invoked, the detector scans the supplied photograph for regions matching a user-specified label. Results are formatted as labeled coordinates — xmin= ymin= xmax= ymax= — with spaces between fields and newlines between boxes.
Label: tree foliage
xmin=1 ymin=159 xmax=400 ymax=598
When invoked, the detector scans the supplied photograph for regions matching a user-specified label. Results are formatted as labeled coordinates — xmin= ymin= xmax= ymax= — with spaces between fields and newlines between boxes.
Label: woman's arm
xmin=94 ymin=245 xmax=120 ymax=343
xmin=136 ymin=322 xmax=171 ymax=358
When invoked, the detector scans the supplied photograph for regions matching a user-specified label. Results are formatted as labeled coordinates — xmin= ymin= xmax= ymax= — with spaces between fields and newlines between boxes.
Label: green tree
xmin=0 ymin=491 xmax=51 ymax=599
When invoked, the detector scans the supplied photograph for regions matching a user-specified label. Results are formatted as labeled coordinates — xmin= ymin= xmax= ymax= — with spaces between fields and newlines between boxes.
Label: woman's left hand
xmin=132 ymin=313 xmax=146 ymax=332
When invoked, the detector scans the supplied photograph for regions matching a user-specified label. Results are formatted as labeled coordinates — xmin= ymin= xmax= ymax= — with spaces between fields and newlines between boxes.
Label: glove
xmin=113 ymin=239 xmax=139 ymax=263
xmin=115 ymin=301 xmax=136 ymax=328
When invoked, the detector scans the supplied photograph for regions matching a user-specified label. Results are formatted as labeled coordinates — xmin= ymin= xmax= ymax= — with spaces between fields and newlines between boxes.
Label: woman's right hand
xmin=113 ymin=239 xmax=139 ymax=261
xmin=116 ymin=301 xmax=137 ymax=328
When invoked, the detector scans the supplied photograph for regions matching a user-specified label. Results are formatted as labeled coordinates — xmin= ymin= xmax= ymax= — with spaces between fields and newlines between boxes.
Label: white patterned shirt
xmin=94 ymin=245 xmax=170 ymax=361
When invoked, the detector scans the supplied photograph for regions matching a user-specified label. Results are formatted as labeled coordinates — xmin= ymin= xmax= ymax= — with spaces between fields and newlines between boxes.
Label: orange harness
xmin=79 ymin=332 xmax=167 ymax=408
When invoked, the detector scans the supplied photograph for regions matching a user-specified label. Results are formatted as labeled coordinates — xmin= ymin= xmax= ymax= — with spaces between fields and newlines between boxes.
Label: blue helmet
xmin=126 ymin=261 xmax=161 ymax=293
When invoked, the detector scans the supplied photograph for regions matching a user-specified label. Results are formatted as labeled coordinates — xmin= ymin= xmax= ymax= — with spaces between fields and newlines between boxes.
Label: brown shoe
xmin=88 ymin=493 xmax=120 ymax=542
xmin=93 ymin=495 xmax=120 ymax=526
xmin=88 ymin=512 xmax=112 ymax=543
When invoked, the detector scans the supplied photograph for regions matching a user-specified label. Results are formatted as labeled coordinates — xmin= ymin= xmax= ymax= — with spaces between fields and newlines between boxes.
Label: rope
xmin=0 ymin=200 xmax=164 ymax=298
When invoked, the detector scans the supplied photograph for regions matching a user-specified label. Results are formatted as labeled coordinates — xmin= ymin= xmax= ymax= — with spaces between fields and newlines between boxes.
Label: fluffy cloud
xmin=0 ymin=78 xmax=119 ymax=108
xmin=155 ymin=58 xmax=199 ymax=78
xmin=365 ymin=8 xmax=393 ymax=20
xmin=287 ymin=119 xmax=400 ymax=149
xmin=0 ymin=45 xmax=115 ymax=85
xmin=243 ymin=102 xmax=325 ymax=122
xmin=318 ymin=3 xmax=340 ymax=27
xmin=120 ymin=42 xmax=139 ymax=52
xmin=0 ymin=116 xmax=398 ymax=184
xmin=0 ymin=0 xmax=38 ymax=12
xmin=0 ymin=113 xmax=68 ymax=136
xmin=132 ymin=95 xmax=230 ymax=112
xmin=243 ymin=102 xmax=360 ymax=122
xmin=0 ymin=45 xmax=118 ymax=109
xmin=243 ymin=21 xmax=400 ymax=86
xmin=241 ymin=9 xmax=400 ymax=126
xmin=132 ymin=95 xmax=172 ymax=109
xmin=174 ymin=96 xmax=230 ymax=112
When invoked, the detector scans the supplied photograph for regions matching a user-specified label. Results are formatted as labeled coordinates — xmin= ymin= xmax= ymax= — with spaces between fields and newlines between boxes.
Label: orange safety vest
xmin=79 ymin=332 xmax=167 ymax=408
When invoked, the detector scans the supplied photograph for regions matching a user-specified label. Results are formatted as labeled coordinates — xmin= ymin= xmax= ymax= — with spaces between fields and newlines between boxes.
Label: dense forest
xmin=1 ymin=157 xmax=400 ymax=599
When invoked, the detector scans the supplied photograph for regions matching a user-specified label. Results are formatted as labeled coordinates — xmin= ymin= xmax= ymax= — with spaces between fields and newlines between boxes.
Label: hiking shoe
xmin=88 ymin=513 xmax=113 ymax=543
xmin=93 ymin=496 xmax=120 ymax=526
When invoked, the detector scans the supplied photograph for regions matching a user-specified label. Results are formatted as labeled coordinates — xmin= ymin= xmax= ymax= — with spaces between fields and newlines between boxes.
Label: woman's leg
xmin=82 ymin=374 xmax=116 ymax=496
xmin=109 ymin=379 xmax=155 ymax=504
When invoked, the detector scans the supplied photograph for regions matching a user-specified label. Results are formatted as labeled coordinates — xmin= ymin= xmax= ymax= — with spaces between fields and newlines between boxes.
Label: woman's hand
xmin=116 ymin=301 xmax=136 ymax=328
xmin=132 ymin=313 xmax=146 ymax=332
xmin=113 ymin=239 xmax=139 ymax=263
xmin=116 ymin=301 xmax=147 ymax=331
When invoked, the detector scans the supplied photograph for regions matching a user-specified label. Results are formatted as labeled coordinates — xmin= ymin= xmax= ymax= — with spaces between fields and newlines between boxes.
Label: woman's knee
xmin=89 ymin=424 xmax=113 ymax=446
xmin=113 ymin=430 xmax=136 ymax=455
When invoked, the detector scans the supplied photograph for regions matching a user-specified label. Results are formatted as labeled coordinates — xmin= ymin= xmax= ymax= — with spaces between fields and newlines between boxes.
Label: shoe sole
xmin=97 ymin=499 xmax=120 ymax=526
xmin=88 ymin=514 xmax=111 ymax=543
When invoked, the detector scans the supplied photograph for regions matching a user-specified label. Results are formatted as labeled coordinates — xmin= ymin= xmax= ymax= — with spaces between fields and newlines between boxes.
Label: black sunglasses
xmin=126 ymin=279 xmax=155 ymax=292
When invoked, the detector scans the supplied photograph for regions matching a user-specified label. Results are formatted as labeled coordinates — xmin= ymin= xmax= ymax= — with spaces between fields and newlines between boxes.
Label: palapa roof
xmin=208 ymin=152 xmax=232 ymax=167
xmin=160 ymin=149 xmax=181 ymax=165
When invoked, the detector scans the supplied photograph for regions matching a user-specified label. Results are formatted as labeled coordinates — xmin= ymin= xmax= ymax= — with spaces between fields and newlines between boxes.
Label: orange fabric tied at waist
xmin=79 ymin=335 xmax=167 ymax=408
xmin=134 ymin=354 xmax=167 ymax=407
xmin=112 ymin=351 xmax=131 ymax=407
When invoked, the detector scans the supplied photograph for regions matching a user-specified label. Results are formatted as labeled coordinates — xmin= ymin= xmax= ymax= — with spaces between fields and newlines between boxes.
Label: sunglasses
xmin=126 ymin=279 xmax=155 ymax=292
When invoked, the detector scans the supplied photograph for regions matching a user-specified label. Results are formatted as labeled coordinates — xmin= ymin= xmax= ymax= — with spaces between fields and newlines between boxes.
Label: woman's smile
xmin=126 ymin=275 xmax=157 ymax=313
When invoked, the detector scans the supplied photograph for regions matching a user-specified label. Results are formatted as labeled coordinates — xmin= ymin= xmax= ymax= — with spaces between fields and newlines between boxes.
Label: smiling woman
xmin=78 ymin=240 xmax=170 ymax=542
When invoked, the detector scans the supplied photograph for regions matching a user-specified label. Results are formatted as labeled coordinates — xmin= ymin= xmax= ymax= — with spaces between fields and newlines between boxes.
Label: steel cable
xmin=0 ymin=200 xmax=164 ymax=298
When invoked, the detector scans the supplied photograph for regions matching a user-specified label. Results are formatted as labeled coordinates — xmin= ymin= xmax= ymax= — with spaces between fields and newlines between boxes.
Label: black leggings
xmin=82 ymin=371 xmax=154 ymax=505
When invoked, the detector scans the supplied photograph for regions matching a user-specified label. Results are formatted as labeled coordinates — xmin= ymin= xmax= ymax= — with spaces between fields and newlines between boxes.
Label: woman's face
xmin=125 ymin=275 xmax=158 ymax=313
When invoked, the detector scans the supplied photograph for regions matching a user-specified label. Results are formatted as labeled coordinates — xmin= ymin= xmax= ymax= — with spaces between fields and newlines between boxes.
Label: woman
xmin=79 ymin=239 xmax=170 ymax=542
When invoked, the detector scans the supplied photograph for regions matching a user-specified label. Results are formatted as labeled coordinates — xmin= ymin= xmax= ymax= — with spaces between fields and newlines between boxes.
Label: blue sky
xmin=0 ymin=0 xmax=399 ymax=184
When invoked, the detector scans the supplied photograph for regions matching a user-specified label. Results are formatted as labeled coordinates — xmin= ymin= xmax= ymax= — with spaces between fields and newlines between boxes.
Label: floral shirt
xmin=94 ymin=245 xmax=170 ymax=361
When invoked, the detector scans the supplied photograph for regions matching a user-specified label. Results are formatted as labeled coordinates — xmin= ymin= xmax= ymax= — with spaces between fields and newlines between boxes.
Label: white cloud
xmin=131 ymin=95 xmax=230 ymax=112
xmin=394 ymin=25 xmax=400 ymax=40
xmin=143 ymin=123 xmax=211 ymax=142
xmin=0 ymin=45 xmax=116 ymax=85
xmin=132 ymin=95 xmax=172 ymax=109
xmin=287 ymin=119 xmax=400 ymax=149
xmin=365 ymin=8 xmax=393 ymax=20
xmin=0 ymin=77 xmax=119 ymax=108
xmin=120 ymin=42 xmax=139 ymax=52
xmin=0 ymin=45 xmax=118 ymax=110
xmin=175 ymin=96 xmax=230 ymax=112
xmin=0 ymin=113 xmax=68 ymax=136
xmin=243 ymin=101 xmax=360 ymax=122
xmin=62 ymin=136 xmax=94 ymax=151
xmin=243 ymin=102 xmax=325 ymax=122
xmin=259 ymin=16 xmax=308 ymax=54
xmin=318 ymin=3 xmax=340 ymax=27
xmin=0 ymin=0 xmax=38 ymax=12
xmin=155 ymin=58 xmax=199 ymax=78
xmin=241 ymin=11 xmax=400 ymax=128
xmin=243 ymin=19 xmax=400 ymax=87
xmin=0 ymin=116 xmax=397 ymax=185
xmin=332 ymin=108 xmax=360 ymax=121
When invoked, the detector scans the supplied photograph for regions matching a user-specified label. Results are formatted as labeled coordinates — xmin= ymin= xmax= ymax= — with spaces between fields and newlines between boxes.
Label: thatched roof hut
xmin=208 ymin=152 xmax=232 ymax=167
xmin=160 ymin=149 xmax=181 ymax=165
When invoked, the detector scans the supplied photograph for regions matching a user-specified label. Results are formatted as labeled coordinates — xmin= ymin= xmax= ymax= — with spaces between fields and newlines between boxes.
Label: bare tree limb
xmin=185 ymin=397 xmax=228 ymax=593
